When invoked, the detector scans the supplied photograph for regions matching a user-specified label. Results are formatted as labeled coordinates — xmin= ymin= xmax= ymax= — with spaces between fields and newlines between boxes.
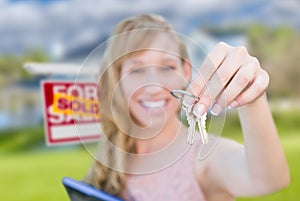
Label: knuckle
xmin=235 ymin=46 xmax=248 ymax=56
xmin=217 ymin=94 xmax=229 ymax=107
xmin=200 ymin=96 xmax=213 ymax=108
xmin=190 ymin=81 xmax=202 ymax=95
xmin=250 ymin=56 xmax=260 ymax=67
xmin=217 ymin=42 xmax=226 ymax=47
xmin=262 ymin=70 xmax=270 ymax=87
xmin=235 ymin=96 xmax=247 ymax=106
xmin=262 ymin=69 xmax=270 ymax=80
xmin=216 ymin=42 xmax=230 ymax=50
xmin=236 ymin=74 xmax=250 ymax=86
xmin=257 ymin=69 xmax=270 ymax=89
xmin=254 ymin=82 xmax=265 ymax=94
xmin=218 ymin=72 xmax=228 ymax=84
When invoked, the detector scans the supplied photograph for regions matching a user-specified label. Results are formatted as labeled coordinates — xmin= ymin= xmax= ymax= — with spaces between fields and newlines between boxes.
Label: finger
xmin=211 ymin=60 xmax=258 ymax=115
xmin=192 ymin=87 xmax=212 ymax=117
xmin=234 ymin=69 xmax=269 ymax=106
xmin=210 ymin=46 xmax=248 ymax=88
xmin=198 ymin=42 xmax=233 ymax=84
xmin=184 ymin=42 xmax=232 ymax=105
xmin=192 ymin=46 xmax=248 ymax=116
xmin=205 ymin=46 xmax=247 ymax=99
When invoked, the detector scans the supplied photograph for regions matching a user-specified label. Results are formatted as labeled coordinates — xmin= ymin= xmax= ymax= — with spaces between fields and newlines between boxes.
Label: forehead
xmin=124 ymin=32 xmax=181 ymax=61
xmin=145 ymin=32 xmax=180 ymax=53
xmin=122 ymin=49 xmax=181 ymax=67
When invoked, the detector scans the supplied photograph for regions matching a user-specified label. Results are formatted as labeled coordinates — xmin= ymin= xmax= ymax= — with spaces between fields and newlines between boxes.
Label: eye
xmin=129 ymin=67 xmax=145 ymax=74
xmin=160 ymin=65 xmax=176 ymax=71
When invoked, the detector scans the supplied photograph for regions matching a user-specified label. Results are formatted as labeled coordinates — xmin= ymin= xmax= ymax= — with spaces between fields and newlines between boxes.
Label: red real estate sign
xmin=41 ymin=81 xmax=101 ymax=145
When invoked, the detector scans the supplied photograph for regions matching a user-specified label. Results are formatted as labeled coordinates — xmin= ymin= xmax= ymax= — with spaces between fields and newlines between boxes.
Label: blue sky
xmin=0 ymin=0 xmax=299 ymax=60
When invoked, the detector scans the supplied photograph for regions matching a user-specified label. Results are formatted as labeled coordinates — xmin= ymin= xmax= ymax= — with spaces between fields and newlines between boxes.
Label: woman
xmin=85 ymin=14 xmax=290 ymax=201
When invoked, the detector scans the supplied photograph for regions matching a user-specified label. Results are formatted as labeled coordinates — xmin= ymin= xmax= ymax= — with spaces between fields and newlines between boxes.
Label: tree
xmin=247 ymin=24 xmax=300 ymax=99
xmin=0 ymin=49 xmax=49 ymax=87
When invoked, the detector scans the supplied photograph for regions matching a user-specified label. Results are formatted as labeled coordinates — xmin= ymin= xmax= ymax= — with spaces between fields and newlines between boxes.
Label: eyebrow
xmin=123 ymin=59 xmax=144 ymax=66
xmin=161 ymin=57 xmax=178 ymax=63
xmin=125 ymin=56 xmax=179 ymax=64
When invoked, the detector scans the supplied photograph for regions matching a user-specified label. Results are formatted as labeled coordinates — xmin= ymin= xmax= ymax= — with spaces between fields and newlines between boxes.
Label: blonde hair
xmin=84 ymin=14 xmax=190 ymax=197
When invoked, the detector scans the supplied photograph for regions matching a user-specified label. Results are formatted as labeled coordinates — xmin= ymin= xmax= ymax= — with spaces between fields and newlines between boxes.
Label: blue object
xmin=62 ymin=177 xmax=123 ymax=201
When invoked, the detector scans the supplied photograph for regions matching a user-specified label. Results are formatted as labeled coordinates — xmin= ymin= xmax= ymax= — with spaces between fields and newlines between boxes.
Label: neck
xmin=131 ymin=117 xmax=183 ymax=154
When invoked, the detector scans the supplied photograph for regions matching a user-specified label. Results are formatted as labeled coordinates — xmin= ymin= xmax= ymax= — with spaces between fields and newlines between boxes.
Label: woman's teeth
xmin=141 ymin=100 xmax=166 ymax=108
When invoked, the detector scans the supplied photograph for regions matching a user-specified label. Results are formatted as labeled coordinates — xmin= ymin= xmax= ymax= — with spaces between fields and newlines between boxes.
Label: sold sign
xmin=52 ymin=93 xmax=100 ymax=118
xmin=41 ymin=81 xmax=102 ymax=145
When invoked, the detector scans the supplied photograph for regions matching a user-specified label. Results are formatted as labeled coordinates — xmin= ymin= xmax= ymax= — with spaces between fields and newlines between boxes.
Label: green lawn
xmin=0 ymin=135 xmax=299 ymax=201
xmin=0 ymin=148 xmax=92 ymax=201
xmin=0 ymin=109 xmax=299 ymax=201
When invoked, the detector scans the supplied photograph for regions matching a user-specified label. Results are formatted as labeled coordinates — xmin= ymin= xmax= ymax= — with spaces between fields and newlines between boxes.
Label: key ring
xmin=170 ymin=89 xmax=200 ymax=102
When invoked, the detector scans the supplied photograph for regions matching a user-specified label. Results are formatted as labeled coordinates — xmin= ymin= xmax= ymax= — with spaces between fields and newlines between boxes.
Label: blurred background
xmin=0 ymin=0 xmax=299 ymax=200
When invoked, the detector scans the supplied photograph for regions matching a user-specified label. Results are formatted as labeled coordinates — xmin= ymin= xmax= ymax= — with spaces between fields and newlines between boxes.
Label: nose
xmin=143 ymin=68 xmax=165 ymax=94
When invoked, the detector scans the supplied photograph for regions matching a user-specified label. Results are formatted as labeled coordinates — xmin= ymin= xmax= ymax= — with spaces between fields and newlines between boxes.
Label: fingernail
xmin=211 ymin=103 xmax=222 ymax=116
xmin=193 ymin=104 xmax=205 ymax=118
xmin=228 ymin=101 xmax=238 ymax=109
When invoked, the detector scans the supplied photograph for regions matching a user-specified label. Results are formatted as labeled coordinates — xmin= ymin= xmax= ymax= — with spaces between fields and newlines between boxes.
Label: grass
xmin=0 ymin=109 xmax=299 ymax=201
xmin=0 ymin=137 xmax=299 ymax=201
xmin=0 ymin=126 xmax=45 ymax=154
xmin=0 ymin=148 xmax=92 ymax=201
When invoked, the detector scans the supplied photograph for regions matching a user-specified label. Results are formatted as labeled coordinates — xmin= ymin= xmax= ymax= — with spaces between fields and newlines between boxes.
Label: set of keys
xmin=170 ymin=89 xmax=208 ymax=145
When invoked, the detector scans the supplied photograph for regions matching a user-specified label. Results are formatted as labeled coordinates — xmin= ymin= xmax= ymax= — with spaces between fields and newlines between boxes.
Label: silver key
xmin=186 ymin=107 xmax=208 ymax=145
xmin=196 ymin=113 xmax=208 ymax=144
xmin=183 ymin=104 xmax=197 ymax=145
xmin=187 ymin=115 xmax=197 ymax=145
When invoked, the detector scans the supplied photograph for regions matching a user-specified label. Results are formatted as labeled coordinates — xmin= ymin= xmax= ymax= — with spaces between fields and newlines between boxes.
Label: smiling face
xmin=120 ymin=33 xmax=191 ymax=128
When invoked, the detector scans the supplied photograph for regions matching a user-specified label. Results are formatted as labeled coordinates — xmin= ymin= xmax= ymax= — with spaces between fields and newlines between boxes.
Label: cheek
xmin=170 ymin=94 xmax=181 ymax=110
xmin=160 ymin=72 xmax=189 ymax=90
xmin=120 ymin=78 xmax=140 ymax=105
